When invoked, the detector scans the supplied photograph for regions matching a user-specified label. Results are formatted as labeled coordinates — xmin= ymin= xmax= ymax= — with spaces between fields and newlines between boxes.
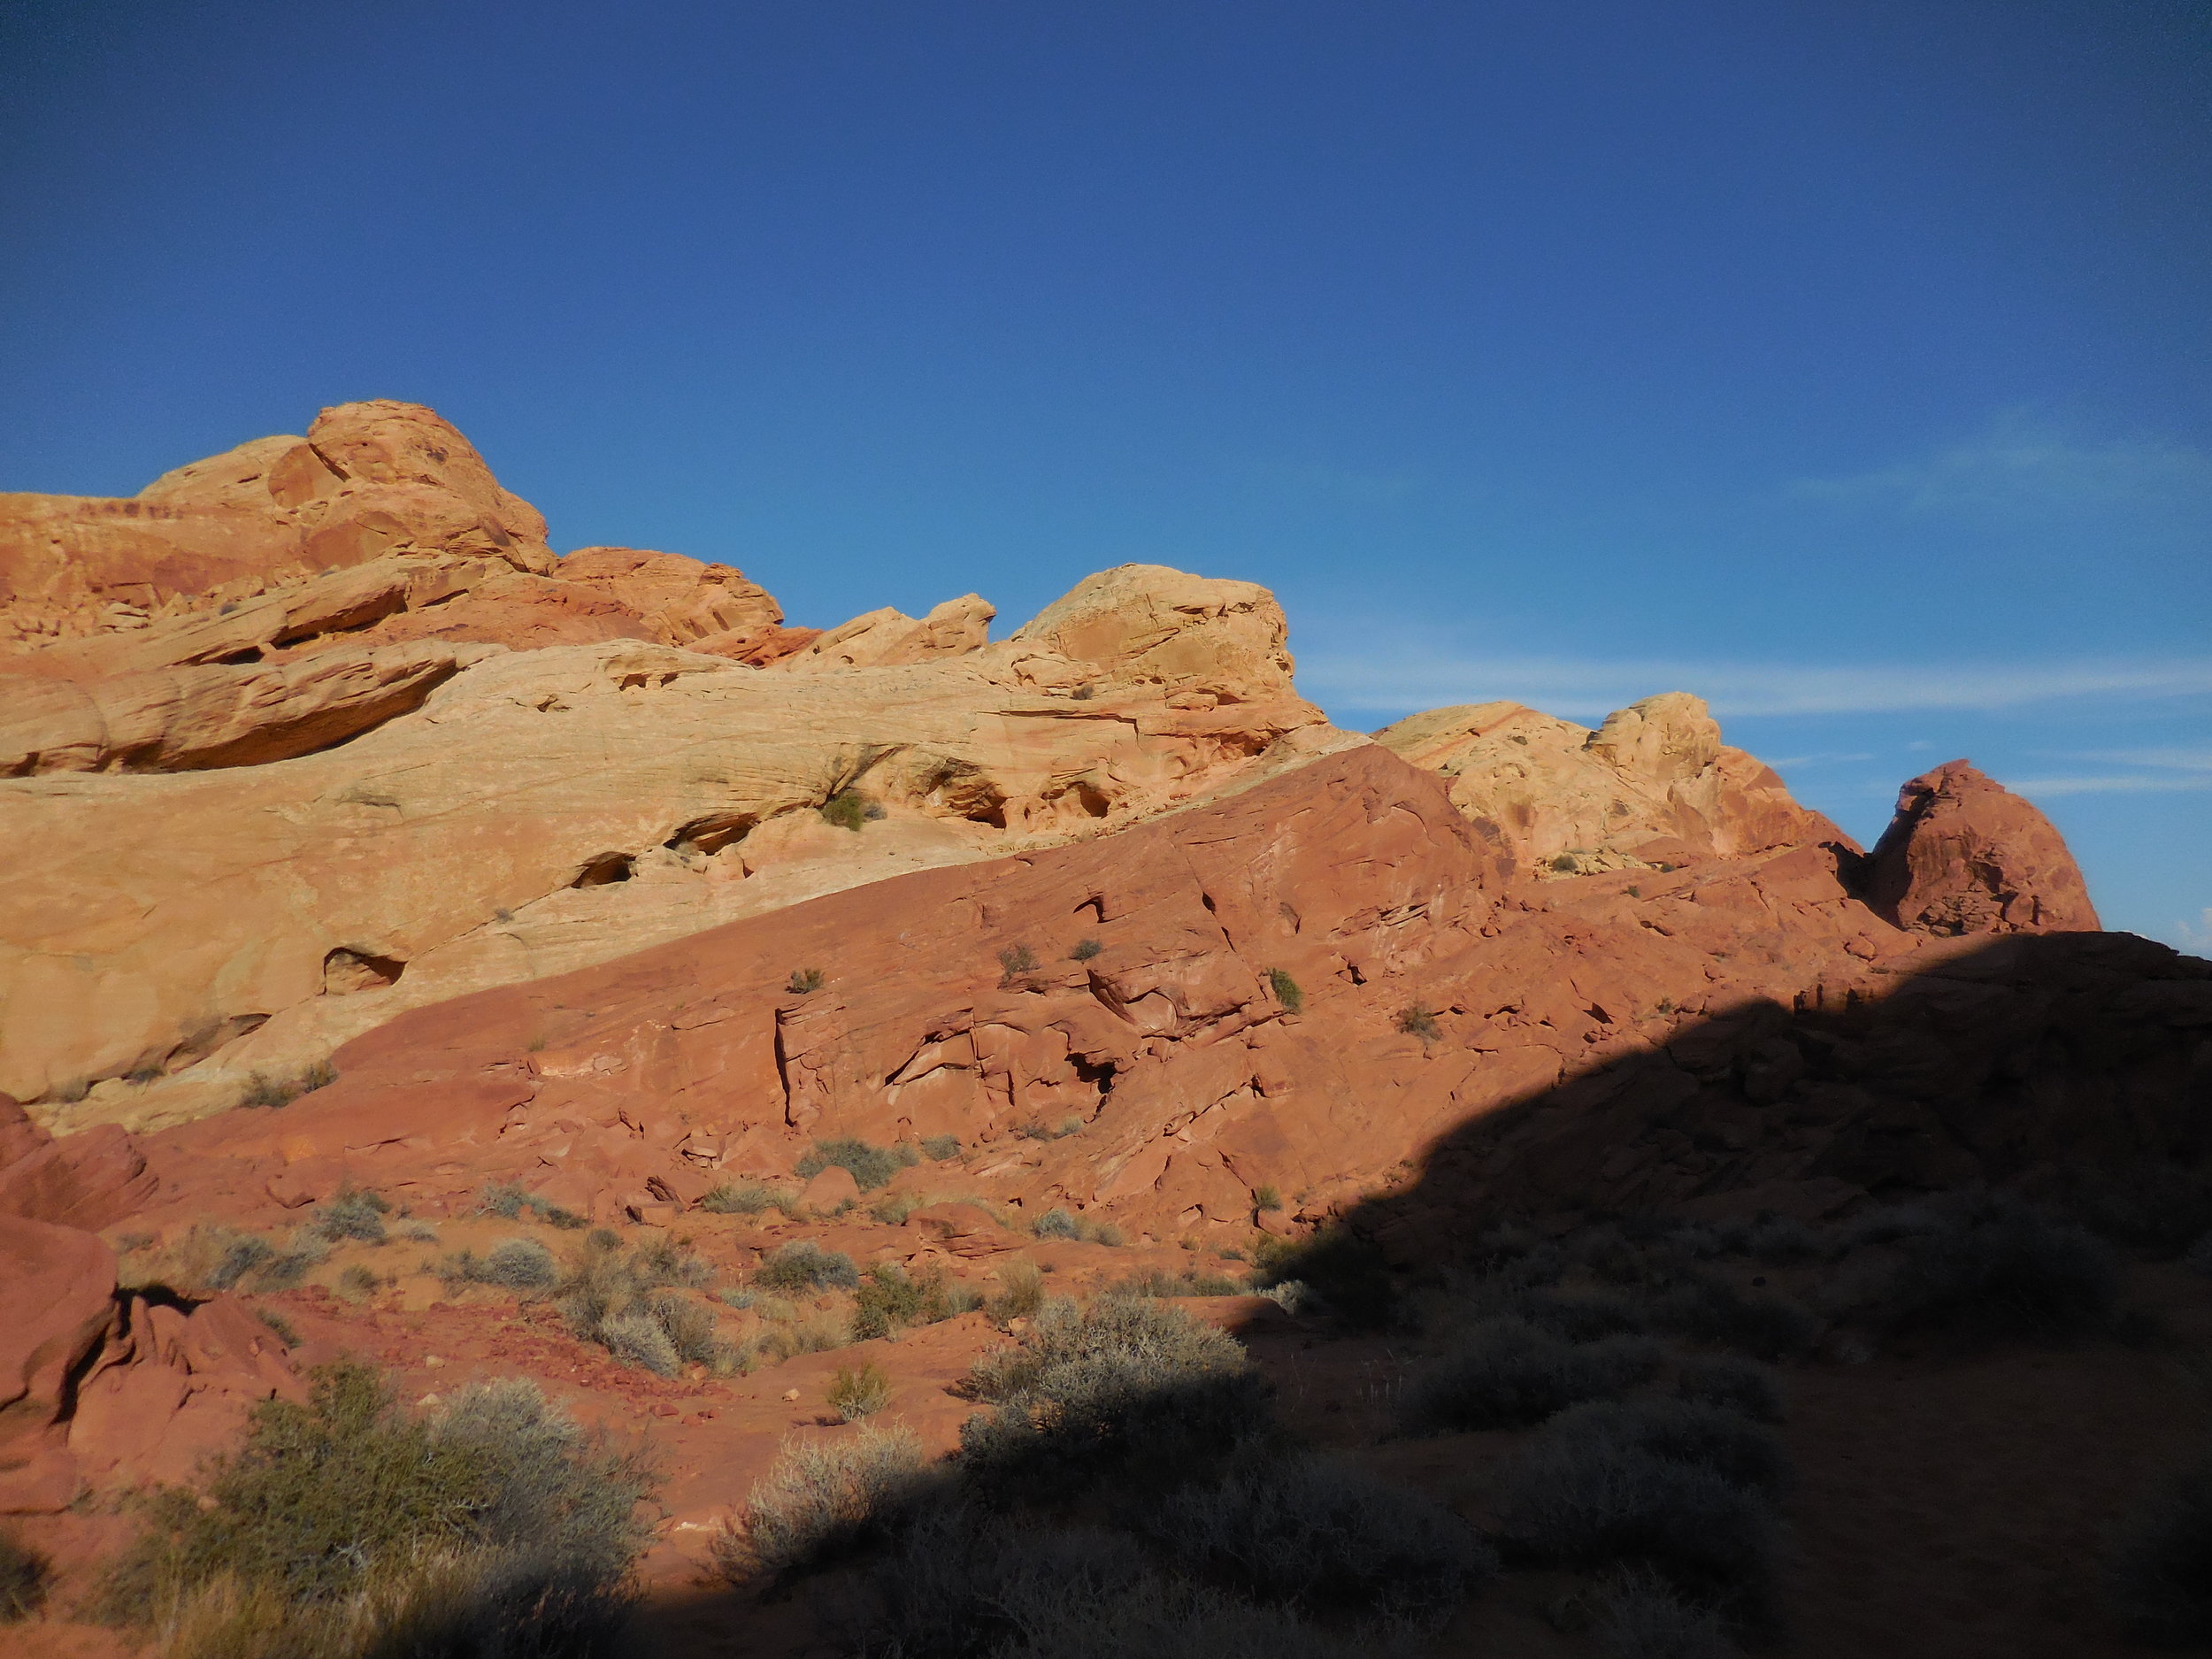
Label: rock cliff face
xmin=1858 ymin=759 xmax=2101 ymax=936
xmin=1374 ymin=691 xmax=1843 ymax=873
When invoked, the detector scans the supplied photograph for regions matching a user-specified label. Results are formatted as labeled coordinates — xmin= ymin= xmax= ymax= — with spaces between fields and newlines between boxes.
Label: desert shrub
xmin=1014 ymin=1115 xmax=1082 ymax=1141
xmin=1542 ymin=1401 xmax=1792 ymax=1500
xmin=1399 ymin=1317 xmax=1662 ymax=1433
xmin=1849 ymin=1195 xmax=2118 ymax=1340
xmin=1142 ymin=1452 xmax=1494 ymax=1624
xmin=338 ymin=1264 xmax=380 ymax=1302
xmin=107 ymin=1365 xmax=650 ymax=1623
xmin=255 ymin=1309 xmax=301 ymax=1349
xmin=958 ymin=1297 xmax=1268 ymax=1493
xmin=1595 ymin=1568 xmax=1744 ymax=1659
xmin=2107 ymin=1449 xmax=2212 ymax=1642
xmin=755 ymin=1240 xmax=860 ymax=1294
xmin=1395 ymin=1003 xmax=1440 ymax=1041
xmin=1652 ymin=1273 xmax=1819 ymax=1360
xmin=856 ymin=1510 xmax=1359 ymax=1659
xmin=1104 ymin=1268 xmax=1243 ymax=1299
xmin=997 ymin=943 xmax=1041 ymax=981
xmin=556 ymin=1234 xmax=728 ymax=1371
xmin=821 ymin=788 xmax=877 ymax=831
xmin=1071 ymin=938 xmax=1103 ymax=961
xmin=477 ymin=1181 xmax=587 ymax=1230
xmin=787 ymin=967 xmax=826 ymax=995
xmin=1509 ymin=1286 xmax=1650 ymax=1343
xmin=830 ymin=1363 xmax=895 ymax=1423
xmin=630 ymin=1233 xmax=713 ymax=1290
xmin=921 ymin=1133 xmax=962 ymax=1162
xmin=1034 ymin=1207 xmax=1080 ymax=1240
xmin=985 ymin=1256 xmax=1047 ymax=1323
xmin=1266 ymin=969 xmax=1302 ymax=1015
xmin=1494 ymin=1428 xmax=1780 ymax=1624
xmin=1676 ymin=1356 xmax=1784 ymax=1423
xmin=310 ymin=1187 xmax=389 ymax=1245
xmin=602 ymin=1312 xmax=680 ymax=1377
xmin=207 ymin=1233 xmax=276 ymax=1292
xmin=0 ymin=1530 xmax=47 ymax=1623
xmin=1249 ymin=1225 xmax=1397 ymax=1330
xmin=239 ymin=1064 xmax=334 ymax=1110
xmin=446 ymin=1238 xmax=560 ymax=1292
xmin=400 ymin=1221 xmax=440 ymax=1243
xmin=1252 ymin=1184 xmax=1282 ymax=1213
xmin=797 ymin=1137 xmax=918 ymax=1193
xmin=1746 ymin=1217 xmax=1823 ymax=1264
xmin=701 ymin=1179 xmax=791 ymax=1216
xmin=714 ymin=1424 xmax=935 ymax=1588
xmin=763 ymin=1309 xmax=853 ymax=1360
xmin=854 ymin=1263 xmax=968 ymax=1339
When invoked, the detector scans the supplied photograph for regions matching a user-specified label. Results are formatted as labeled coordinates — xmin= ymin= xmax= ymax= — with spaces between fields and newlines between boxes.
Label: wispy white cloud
xmin=1767 ymin=751 xmax=1877 ymax=768
xmin=1300 ymin=649 xmax=2212 ymax=719
xmin=2168 ymin=909 xmax=2212 ymax=957
xmin=2008 ymin=773 xmax=2212 ymax=797
xmin=1793 ymin=410 xmax=2212 ymax=518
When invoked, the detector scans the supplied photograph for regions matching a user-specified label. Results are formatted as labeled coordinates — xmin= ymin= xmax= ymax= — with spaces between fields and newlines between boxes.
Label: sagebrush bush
xmin=1070 ymin=938 xmax=1103 ymax=961
xmin=1541 ymin=1401 xmax=1793 ymax=1500
xmin=921 ymin=1133 xmax=962 ymax=1162
xmin=445 ymin=1238 xmax=559 ymax=1292
xmin=1249 ymin=1225 xmax=1397 ymax=1330
xmin=797 ymin=1137 xmax=918 ymax=1193
xmin=1677 ymin=1355 xmax=1784 ymax=1424
xmin=1142 ymin=1453 xmax=1494 ymax=1624
xmin=755 ymin=1240 xmax=860 ymax=1294
xmin=477 ymin=1181 xmax=586 ymax=1229
xmin=829 ymin=1362 xmax=894 ymax=1423
xmin=853 ymin=1263 xmax=972 ymax=1339
xmin=1034 ymin=1206 xmax=1081 ymax=1239
xmin=1509 ymin=1287 xmax=1650 ymax=1343
xmin=1494 ymin=1431 xmax=1779 ymax=1624
xmin=701 ymin=1179 xmax=791 ymax=1215
xmin=856 ymin=1512 xmax=1357 ymax=1659
xmin=107 ymin=1365 xmax=650 ymax=1630
xmin=1595 ymin=1567 xmax=1743 ymax=1659
xmin=1651 ymin=1272 xmax=1819 ymax=1361
xmin=556 ymin=1233 xmax=729 ymax=1372
xmin=1105 ymin=1268 xmax=1244 ymax=1298
xmin=986 ymin=1256 xmax=1046 ymax=1323
xmin=0 ymin=1529 xmax=47 ymax=1623
xmin=2107 ymin=1449 xmax=2212 ymax=1643
xmin=1849 ymin=1195 xmax=2118 ymax=1340
xmin=715 ymin=1424 xmax=936 ymax=1589
xmin=310 ymin=1187 xmax=389 ymax=1245
xmin=958 ymin=1297 xmax=1268 ymax=1492
xmin=1399 ymin=1317 xmax=1662 ymax=1433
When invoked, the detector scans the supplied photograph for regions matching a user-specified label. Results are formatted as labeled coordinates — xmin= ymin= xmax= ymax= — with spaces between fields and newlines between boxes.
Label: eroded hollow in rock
xmin=322 ymin=948 xmax=405 ymax=995
xmin=665 ymin=812 xmax=757 ymax=856
xmin=572 ymin=852 xmax=637 ymax=887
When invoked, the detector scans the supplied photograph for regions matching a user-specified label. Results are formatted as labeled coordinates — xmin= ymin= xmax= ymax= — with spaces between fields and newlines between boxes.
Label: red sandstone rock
xmin=0 ymin=1217 xmax=114 ymax=1512
xmin=0 ymin=1098 xmax=154 ymax=1231
xmin=1861 ymin=760 xmax=2101 ymax=936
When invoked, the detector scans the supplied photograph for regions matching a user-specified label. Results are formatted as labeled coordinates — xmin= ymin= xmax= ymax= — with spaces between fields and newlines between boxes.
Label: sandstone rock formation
xmin=0 ymin=642 xmax=480 ymax=774
xmin=2 ymin=577 xmax=1336 ymax=1133
xmin=1858 ymin=759 xmax=2101 ymax=936
xmin=765 ymin=594 xmax=994 ymax=671
xmin=0 ymin=401 xmax=552 ymax=652
xmin=1375 ymin=691 xmax=1844 ymax=873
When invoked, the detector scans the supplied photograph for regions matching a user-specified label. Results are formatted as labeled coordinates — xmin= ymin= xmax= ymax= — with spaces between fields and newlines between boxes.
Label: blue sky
xmin=4 ymin=1 xmax=2207 ymax=949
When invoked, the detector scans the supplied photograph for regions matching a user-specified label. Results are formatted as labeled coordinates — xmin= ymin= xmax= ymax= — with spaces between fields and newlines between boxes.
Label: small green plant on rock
xmin=1070 ymin=937 xmax=1103 ymax=961
xmin=797 ymin=1137 xmax=919 ymax=1192
xmin=821 ymin=788 xmax=880 ymax=831
xmin=1395 ymin=1003 xmax=1441 ymax=1042
xmin=829 ymin=1362 xmax=895 ymax=1423
xmin=0 ymin=1530 xmax=49 ymax=1623
xmin=920 ymin=1133 xmax=962 ymax=1162
xmin=1253 ymin=1184 xmax=1283 ymax=1214
xmin=997 ymin=943 xmax=1040 ymax=984
xmin=755 ymin=1240 xmax=861 ymax=1294
xmin=1266 ymin=969 xmax=1302 ymax=1015
xmin=787 ymin=967 xmax=826 ymax=995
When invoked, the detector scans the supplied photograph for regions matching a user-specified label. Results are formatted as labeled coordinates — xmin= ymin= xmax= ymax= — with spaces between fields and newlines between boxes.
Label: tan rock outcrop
xmin=0 ymin=401 xmax=551 ymax=652
xmin=2 ymin=568 xmax=1335 ymax=1128
xmin=1005 ymin=565 xmax=1298 ymax=703
xmin=0 ymin=642 xmax=480 ymax=774
xmin=766 ymin=595 xmax=995 ymax=672
xmin=1375 ymin=692 xmax=1844 ymax=872
xmin=1859 ymin=760 xmax=2101 ymax=935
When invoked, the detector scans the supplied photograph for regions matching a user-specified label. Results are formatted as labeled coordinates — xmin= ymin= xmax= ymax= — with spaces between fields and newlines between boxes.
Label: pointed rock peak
xmin=1862 ymin=760 xmax=2100 ymax=936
